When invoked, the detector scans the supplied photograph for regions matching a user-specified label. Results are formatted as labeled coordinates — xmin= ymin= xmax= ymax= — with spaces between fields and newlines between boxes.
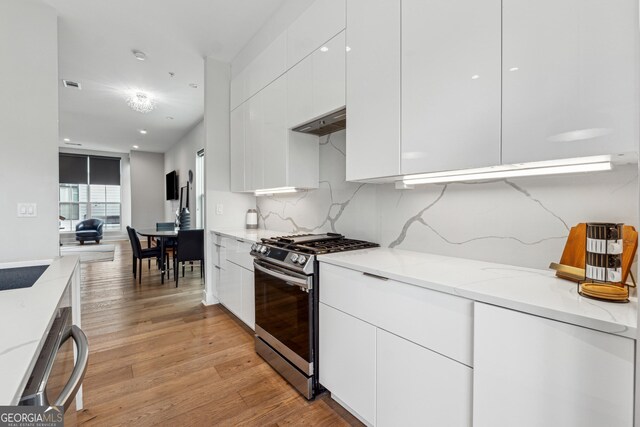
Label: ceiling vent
xmin=64 ymin=142 xmax=82 ymax=146
xmin=62 ymin=80 xmax=81 ymax=90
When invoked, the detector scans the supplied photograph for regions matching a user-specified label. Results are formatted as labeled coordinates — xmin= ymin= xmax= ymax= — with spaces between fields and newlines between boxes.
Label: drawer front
xmin=320 ymin=263 xmax=473 ymax=366
xmin=226 ymin=240 xmax=254 ymax=271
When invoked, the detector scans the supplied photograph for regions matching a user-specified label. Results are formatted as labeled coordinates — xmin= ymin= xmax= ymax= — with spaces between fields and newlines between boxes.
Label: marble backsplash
xmin=257 ymin=131 xmax=638 ymax=270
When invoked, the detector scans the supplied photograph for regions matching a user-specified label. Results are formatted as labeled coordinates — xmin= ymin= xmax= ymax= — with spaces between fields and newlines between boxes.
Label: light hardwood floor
xmin=64 ymin=240 xmax=361 ymax=426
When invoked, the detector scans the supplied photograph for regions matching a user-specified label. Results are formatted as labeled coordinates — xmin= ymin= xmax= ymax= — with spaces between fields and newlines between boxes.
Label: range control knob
xmin=260 ymin=246 xmax=268 ymax=254
xmin=251 ymin=243 xmax=258 ymax=251
xmin=297 ymin=255 xmax=307 ymax=264
xmin=291 ymin=254 xmax=299 ymax=263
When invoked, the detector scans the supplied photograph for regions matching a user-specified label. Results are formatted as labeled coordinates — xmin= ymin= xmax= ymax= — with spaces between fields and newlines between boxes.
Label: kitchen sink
xmin=0 ymin=265 xmax=49 ymax=291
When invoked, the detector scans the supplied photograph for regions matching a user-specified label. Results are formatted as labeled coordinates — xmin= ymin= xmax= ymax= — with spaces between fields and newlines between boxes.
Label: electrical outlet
xmin=216 ymin=204 xmax=223 ymax=215
xmin=17 ymin=203 xmax=37 ymax=217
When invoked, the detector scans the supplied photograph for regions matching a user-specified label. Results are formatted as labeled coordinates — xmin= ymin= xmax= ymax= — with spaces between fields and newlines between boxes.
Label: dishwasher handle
xmin=54 ymin=325 xmax=89 ymax=411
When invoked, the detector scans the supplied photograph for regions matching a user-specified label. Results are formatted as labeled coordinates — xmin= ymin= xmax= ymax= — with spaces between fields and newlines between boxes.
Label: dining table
xmin=136 ymin=228 xmax=178 ymax=284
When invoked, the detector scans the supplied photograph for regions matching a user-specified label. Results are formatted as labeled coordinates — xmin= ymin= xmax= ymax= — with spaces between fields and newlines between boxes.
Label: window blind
xmin=59 ymin=154 xmax=88 ymax=184
xmin=89 ymin=156 xmax=120 ymax=185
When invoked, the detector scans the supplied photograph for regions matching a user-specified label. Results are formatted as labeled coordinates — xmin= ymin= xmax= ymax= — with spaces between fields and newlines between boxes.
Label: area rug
xmin=60 ymin=244 xmax=115 ymax=263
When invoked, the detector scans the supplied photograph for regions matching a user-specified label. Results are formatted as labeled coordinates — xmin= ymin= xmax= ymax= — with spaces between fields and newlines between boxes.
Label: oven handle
xmin=53 ymin=325 xmax=89 ymax=411
xmin=253 ymin=260 xmax=311 ymax=290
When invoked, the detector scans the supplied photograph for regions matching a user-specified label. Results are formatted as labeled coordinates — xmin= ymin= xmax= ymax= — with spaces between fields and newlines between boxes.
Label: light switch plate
xmin=17 ymin=203 xmax=37 ymax=217
xmin=216 ymin=204 xmax=223 ymax=215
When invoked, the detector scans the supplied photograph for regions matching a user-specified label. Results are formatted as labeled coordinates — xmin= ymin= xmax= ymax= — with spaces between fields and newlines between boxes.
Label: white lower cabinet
xmin=473 ymin=302 xmax=635 ymax=427
xmin=215 ymin=239 xmax=256 ymax=330
xmin=219 ymin=260 xmax=242 ymax=318
xmin=376 ymin=329 xmax=472 ymax=427
xmin=240 ymin=270 xmax=255 ymax=329
xmin=319 ymin=303 xmax=376 ymax=425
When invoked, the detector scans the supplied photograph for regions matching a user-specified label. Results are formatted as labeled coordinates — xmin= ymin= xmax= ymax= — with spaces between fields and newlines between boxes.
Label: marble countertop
xmin=318 ymin=248 xmax=637 ymax=339
xmin=210 ymin=228 xmax=290 ymax=243
xmin=0 ymin=256 xmax=80 ymax=405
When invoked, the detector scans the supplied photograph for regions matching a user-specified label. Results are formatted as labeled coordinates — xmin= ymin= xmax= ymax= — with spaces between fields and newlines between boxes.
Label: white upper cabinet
xmin=312 ymin=31 xmax=346 ymax=117
xmin=230 ymin=68 xmax=246 ymax=111
xmin=287 ymin=31 xmax=346 ymax=128
xmin=230 ymin=104 xmax=247 ymax=192
xmin=246 ymin=32 xmax=288 ymax=99
xmin=502 ymin=0 xmax=639 ymax=164
xmin=345 ymin=0 xmax=401 ymax=181
xmin=401 ymin=0 xmax=501 ymax=175
xmin=230 ymin=74 xmax=320 ymax=192
xmin=231 ymin=32 xmax=287 ymax=110
xmin=287 ymin=0 xmax=346 ymax=69
xmin=247 ymin=92 xmax=264 ymax=190
xmin=286 ymin=55 xmax=313 ymax=128
xmin=261 ymin=77 xmax=288 ymax=189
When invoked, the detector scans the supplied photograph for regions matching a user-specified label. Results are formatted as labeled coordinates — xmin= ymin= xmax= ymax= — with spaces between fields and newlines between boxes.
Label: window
xmin=59 ymin=154 xmax=121 ymax=232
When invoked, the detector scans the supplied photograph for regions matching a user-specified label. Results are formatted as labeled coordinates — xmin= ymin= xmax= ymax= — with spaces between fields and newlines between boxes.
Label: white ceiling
xmin=43 ymin=0 xmax=286 ymax=153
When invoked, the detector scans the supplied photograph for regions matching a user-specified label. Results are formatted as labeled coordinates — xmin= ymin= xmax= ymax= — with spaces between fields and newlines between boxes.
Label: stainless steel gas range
xmin=250 ymin=233 xmax=378 ymax=399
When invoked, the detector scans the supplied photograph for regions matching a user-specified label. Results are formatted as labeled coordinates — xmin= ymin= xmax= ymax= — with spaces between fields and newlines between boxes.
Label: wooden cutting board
xmin=557 ymin=223 xmax=638 ymax=284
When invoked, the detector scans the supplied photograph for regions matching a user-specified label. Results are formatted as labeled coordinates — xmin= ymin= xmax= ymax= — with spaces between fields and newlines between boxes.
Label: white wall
xmin=130 ymin=150 xmax=165 ymax=229
xmin=203 ymin=57 xmax=256 ymax=304
xmin=58 ymin=147 xmax=131 ymax=242
xmin=164 ymin=121 xmax=204 ymax=221
xmin=230 ymin=0 xmax=314 ymax=77
xmin=0 ymin=0 xmax=59 ymax=262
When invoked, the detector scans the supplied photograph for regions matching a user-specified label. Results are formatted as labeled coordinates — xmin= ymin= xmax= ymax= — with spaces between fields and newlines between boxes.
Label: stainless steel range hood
xmin=291 ymin=108 xmax=346 ymax=137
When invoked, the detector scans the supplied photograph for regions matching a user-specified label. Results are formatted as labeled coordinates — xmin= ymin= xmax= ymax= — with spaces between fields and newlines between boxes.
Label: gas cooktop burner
xmin=260 ymin=233 xmax=379 ymax=255
xmin=251 ymin=233 xmax=378 ymax=275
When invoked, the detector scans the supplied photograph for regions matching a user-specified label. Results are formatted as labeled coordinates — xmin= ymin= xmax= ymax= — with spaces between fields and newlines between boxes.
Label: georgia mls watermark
xmin=0 ymin=406 xmax=63 ymax=427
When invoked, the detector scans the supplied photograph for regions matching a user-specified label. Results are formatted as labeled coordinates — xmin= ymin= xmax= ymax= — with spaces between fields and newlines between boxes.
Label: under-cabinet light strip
xmin=254 ymin=187 xmax=298 ymax=196
xmin=402 ymin=161 xmax=612 ymax=186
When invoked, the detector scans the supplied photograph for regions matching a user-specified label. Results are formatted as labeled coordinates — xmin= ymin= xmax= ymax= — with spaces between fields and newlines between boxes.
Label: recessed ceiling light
xmin=509 ymin=67 xmax=519 ymax=72
xmin=471 ymin=74 xmax=480 ymax=80
xmin=132 ymin=50 xmax=147 ymax=61
xmin=320 ymin=46 xmax=329 ymax=52
xmin=166 ymin=116 xmax=174 ymax=120
xmin=346 ymin=46 xmax=351 ymax=52
xmin=139 ymin=129 xmax=147 ymax=134
xmin=169 ymin=72 xmax=175 ymax=78
xmin=132 ymin=145 xmax=139 ymax=149
xmin=63 ymin=138 xmax=70 ymax=142
xmin=189 ymin=83 xmax=198 ymax=89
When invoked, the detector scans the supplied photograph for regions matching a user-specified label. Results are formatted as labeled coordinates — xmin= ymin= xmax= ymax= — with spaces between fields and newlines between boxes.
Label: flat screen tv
xmin=166 ymin=171 xmax=178 ymax=200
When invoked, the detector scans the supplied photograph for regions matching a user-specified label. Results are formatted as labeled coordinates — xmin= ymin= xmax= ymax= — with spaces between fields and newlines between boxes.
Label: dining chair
xmin=156 ymin=222 xmax=177 ymax=275
xmin=174 ymin=229 xmax=204 ymax=288
xmin=126 ymin=226 xmax=164 ymax=284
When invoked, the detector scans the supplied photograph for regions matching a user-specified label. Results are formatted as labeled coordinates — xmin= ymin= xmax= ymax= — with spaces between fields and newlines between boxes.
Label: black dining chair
xmin=126 ymin=226 xmax=164 ymax=284
xmin=174 ymin=229 xmax=204 ymax=288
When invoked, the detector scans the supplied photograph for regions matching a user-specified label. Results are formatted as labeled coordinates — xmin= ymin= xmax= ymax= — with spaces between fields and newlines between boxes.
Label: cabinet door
xmin=246 ymin=91 xmax=263 ymax=190
xmin=240 ymin=268 xmax=255 ymax=330
xmin=230 ymin=104 xmax=246 ymax=192
xmin=319 ymin=303 xmax=375 ymax=425
xmin=502 ymin=0 xmax=639 ymax=164
xmin=377 ymin=329 xmax=472 ymax=427
xmin=473 ymin=303 xmax=634 ymax=427
xmin=401 ymin=0 xmax=501 ymax=174
xmin=220 ymin=261 xmax=243 ymax=318
xmin=287 ymin=55 xmax=313 ymax=128
xmin=262 ymin=76 xmax=288 ymax=189
xmin=346 ymin=0 xmax=401 ymax=181
xmin=312 ymin=31 xmax=346 ymax=118
xmin=230 ymin=68 xmax=246 ymax=111
xmin=246 ymin=32 xmax=287 ymax=98
xmin=287 ymin=0 xmax=346 ymax=68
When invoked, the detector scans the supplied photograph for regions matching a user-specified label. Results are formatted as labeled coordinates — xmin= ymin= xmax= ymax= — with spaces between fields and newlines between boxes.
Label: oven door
xmin=254 ymin=259 xmax=314 ymax=375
